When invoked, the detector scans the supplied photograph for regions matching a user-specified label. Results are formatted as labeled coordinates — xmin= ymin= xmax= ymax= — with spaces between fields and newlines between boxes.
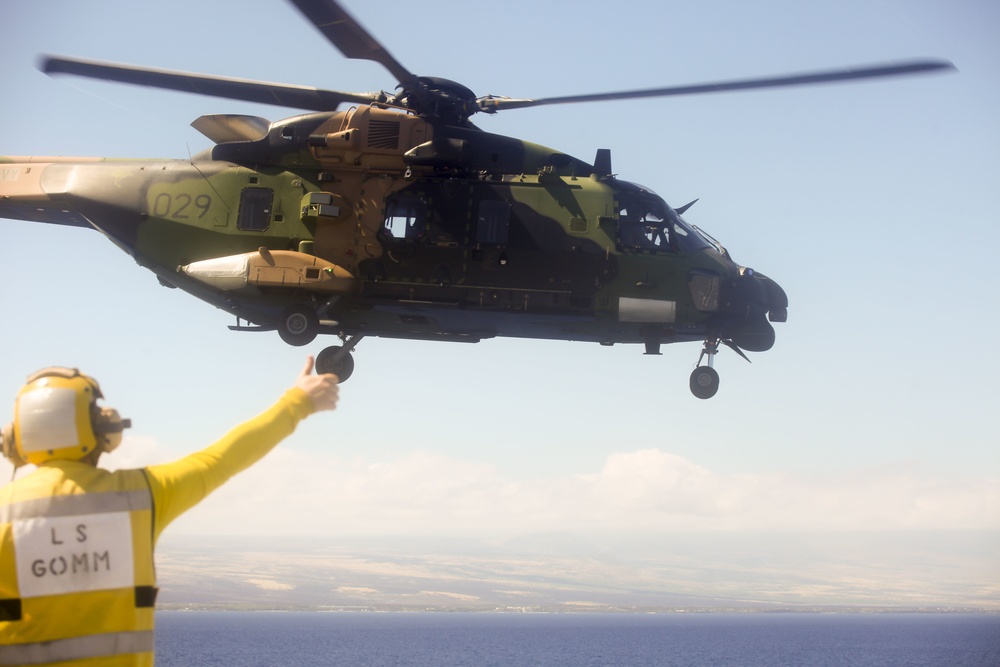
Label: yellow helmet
xmin=2 ymin=367 xmax=130 ymax=467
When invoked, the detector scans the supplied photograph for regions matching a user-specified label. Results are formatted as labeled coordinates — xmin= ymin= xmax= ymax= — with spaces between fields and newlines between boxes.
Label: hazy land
xmin=153 ymin=531 xmax=999 ymax=613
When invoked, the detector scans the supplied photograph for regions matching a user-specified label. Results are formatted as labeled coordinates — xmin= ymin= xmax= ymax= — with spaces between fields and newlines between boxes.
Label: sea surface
xmin=154 ymin=611 xmax=1000 ymax=667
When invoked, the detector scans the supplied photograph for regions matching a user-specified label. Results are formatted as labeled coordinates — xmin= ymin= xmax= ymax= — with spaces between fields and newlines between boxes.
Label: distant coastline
xmin=157 ymin=604 xmax=1000 ymax=614
xmin=153 ymin=531 xmax=1000 ymax=613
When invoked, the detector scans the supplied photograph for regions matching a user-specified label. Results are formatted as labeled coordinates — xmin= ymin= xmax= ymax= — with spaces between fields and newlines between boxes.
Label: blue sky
xmin=1 ymin=0 xmax=997 ymax=577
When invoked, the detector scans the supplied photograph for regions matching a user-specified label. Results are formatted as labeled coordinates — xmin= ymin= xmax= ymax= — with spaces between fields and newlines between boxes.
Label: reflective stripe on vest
xmin=0 ymin=489 xmax=152 ymax=523
xmin=0 ymin=630 xmax=154 ymax=666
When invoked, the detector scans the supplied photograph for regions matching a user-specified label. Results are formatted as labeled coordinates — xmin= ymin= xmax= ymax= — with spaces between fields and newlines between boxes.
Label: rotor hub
xmin=395 ymin=77 xmax=479 ymax=123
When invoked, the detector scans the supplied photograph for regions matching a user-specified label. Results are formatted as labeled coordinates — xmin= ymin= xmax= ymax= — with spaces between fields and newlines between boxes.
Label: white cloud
xmin=3 ymin=438 xmax=996 ymax=537
xmin=159 ymin=446 xmax=1000 ymax=537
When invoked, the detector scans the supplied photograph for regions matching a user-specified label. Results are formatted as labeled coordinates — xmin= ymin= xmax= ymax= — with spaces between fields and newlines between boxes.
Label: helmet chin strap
xmin=79 ymin=448 xmax=103 ymax=466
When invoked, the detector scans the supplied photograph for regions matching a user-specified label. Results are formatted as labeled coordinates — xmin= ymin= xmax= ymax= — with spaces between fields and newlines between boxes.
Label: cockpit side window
xmin=616 ymin=188 xmax=714 ymax=254
xmin=617 ymin=194 xmax=673 ymax=252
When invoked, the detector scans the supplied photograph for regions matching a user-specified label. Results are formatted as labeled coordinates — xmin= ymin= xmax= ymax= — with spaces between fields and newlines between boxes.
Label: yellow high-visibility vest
xmin=0 ymin=465 xmax=156 ymax=667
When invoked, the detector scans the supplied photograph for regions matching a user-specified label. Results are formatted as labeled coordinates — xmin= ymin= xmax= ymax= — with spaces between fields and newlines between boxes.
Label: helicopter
xmin=0 ymin=0 xmax=954 ymax=398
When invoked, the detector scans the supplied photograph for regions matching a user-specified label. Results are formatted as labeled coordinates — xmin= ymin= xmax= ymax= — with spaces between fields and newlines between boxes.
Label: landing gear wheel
xmin=277 ymin=305 xmax=319 ymax=347
xmin=689 ymin=366 xmax=720 ymax=400
xmin=316 ymin=345 xmax=355 ymax=382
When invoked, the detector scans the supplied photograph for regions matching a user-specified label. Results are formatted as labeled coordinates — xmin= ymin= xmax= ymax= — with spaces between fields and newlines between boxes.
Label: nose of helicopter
xmin=725 ymin=270 xmax=787 ymax=352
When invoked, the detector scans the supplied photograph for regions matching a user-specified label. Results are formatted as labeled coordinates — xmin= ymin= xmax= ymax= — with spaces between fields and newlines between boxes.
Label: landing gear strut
xmin=690 ymin=339 xmax=721 ymax=399
xmin=316 ymin=334 xmax=364 ymax=382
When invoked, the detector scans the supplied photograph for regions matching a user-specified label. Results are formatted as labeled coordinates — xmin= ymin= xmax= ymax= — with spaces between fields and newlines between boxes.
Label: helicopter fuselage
xmin=1 ymin=105 xmax=786 ymax=386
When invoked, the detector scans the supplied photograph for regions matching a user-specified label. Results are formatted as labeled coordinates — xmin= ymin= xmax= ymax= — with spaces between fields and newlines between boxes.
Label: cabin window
xmin=237 ymin=187 xmax=273 ymax=231
xmin=476 ymin=200 xmax=510 ymax=245
xmin=383 ymin=194 xmax=427 ymax=241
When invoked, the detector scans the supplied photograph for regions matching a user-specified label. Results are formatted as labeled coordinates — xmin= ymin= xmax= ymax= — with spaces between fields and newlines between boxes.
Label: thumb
xmin=299 ymin=355 xmax=315 ymax=379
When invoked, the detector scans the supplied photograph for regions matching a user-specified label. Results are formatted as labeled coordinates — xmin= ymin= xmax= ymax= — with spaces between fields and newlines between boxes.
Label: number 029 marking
xmin=151 ymin=193 xmax=212 ymax=219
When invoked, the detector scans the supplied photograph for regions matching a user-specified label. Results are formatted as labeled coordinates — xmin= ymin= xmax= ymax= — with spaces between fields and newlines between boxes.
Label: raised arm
xmin=143 ymin=356 xmax=338 ymax=537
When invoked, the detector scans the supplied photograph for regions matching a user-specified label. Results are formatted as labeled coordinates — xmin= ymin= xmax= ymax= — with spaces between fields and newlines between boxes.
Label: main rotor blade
xmin=482 ymin=60 xmax=956 ymax=112
xmin=288 ymin=0 xmax=415 ymax=86
xmin=41 ymin=55 xmax=379 ymax=112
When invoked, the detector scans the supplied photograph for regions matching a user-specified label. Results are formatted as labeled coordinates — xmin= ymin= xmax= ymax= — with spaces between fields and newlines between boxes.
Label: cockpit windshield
xmin=616 ymin=182 xmax=714 ymax=254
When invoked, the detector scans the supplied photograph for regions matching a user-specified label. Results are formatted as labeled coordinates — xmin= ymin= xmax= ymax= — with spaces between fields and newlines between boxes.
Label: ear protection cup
xmin=1 ymin=422 xmax=27 ymax=468
xmin=93 ymin=407 xmax=131 ymax=454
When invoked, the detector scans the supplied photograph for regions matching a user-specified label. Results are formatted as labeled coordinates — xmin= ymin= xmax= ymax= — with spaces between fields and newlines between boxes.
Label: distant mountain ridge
xmin=153 ymin=531 xmax=1000 ymax=612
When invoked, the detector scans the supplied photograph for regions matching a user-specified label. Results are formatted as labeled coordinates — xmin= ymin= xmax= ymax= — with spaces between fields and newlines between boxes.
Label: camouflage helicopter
xmin=0 ymin=0 xmax=953 ymax=398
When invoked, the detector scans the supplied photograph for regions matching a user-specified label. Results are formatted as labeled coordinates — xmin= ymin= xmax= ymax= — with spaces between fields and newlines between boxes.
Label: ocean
xmin=153 ymin=611 xmax=1000 ymax=666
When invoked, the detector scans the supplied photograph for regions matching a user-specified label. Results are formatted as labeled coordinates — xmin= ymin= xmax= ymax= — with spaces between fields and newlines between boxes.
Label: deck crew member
xmin=0 ymin=357 xmax=339 ymax=666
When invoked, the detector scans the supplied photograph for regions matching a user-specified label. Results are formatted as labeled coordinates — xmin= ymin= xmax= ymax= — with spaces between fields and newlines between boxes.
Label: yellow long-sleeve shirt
xmin=0 ymin=387 xmax=316 ymax=666
xmin=140 ymin=387 xmax=314 ymax=540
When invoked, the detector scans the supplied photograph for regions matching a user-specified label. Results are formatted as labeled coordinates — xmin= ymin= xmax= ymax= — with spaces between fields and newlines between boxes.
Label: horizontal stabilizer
xmin=191 ymin=115 xmax=271 ymax=144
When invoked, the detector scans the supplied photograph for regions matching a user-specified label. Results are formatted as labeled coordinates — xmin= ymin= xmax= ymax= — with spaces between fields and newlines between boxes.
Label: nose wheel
xmin=690 ymin=339 xmax=721 ymax=399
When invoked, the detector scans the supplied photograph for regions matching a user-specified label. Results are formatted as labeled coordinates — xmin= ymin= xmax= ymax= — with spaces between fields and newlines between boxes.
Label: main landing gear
xmin=277 ymin=304 xmax=320 ymax=347
xmin=315 ymin=334 xmax=364 ymax=382
xmin=273 ymin=303 xmax=361 ymax=383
